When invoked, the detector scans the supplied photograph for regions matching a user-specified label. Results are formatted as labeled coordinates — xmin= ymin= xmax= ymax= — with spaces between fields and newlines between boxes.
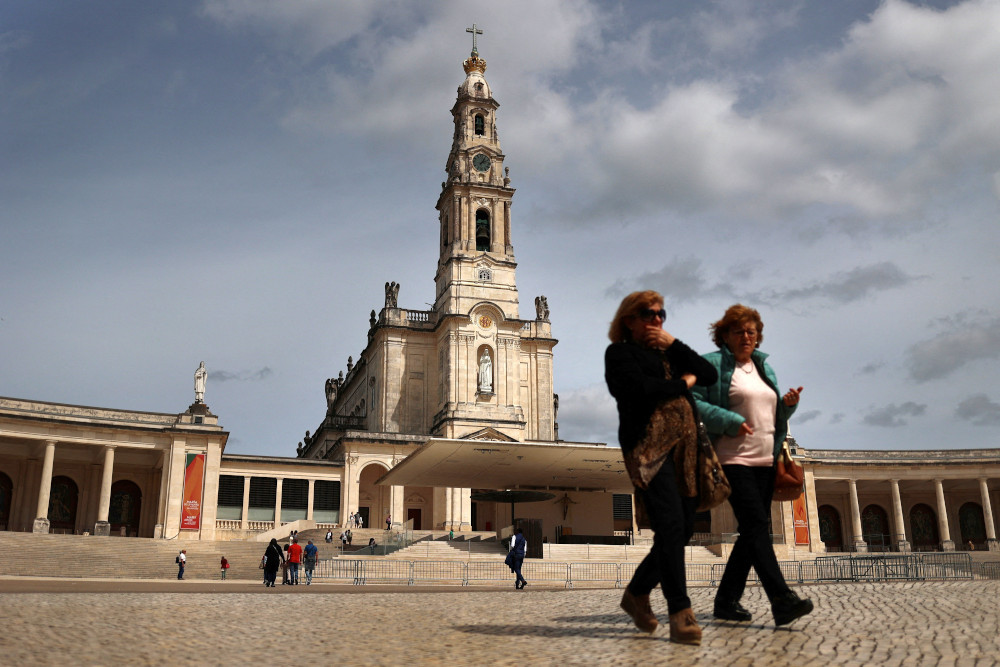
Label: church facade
xmin=0 ymin=42 xmax=997 ymax=554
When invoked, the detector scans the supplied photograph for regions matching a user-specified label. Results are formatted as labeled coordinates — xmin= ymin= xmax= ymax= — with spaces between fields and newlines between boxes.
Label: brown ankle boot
xmin=620 ymin=589 xmax=658 ymax=633
xmin=668 ymin=608 xmax=702 ymax=645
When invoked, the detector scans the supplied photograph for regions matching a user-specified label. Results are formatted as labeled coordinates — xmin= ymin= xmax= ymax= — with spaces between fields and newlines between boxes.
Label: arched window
xmin=108 ymin=480 xmax=142 ymax=536
xmin=818 ymin=504 xmax=843 ymax=551
xmin=909 ymin=503 xmax=939 ymax=550
xmin=959 ymin=502 xmax=987 ymax=547
xmin=48 ymin=475 xmax=79 ymax=532
xmin=0 ymin=471 xmax=12 ymax=530
xmin=474 ymin=114 xmax=485 ymax=136
xmin=476 ymin=209 xmax=490 ymax=251
xmin=861 ymin=504 xmax=890 ymax=551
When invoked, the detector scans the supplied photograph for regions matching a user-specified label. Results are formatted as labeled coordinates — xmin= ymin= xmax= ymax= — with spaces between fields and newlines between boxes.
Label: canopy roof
xmin=376 ymin=438 xmax=631 ymax=493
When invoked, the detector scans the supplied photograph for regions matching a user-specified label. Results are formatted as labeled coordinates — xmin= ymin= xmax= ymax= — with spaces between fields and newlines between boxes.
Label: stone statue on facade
xmin=194 ymin=361 xmax=207 ymax=403
xmin=385 ymin=281 xmax=399 ymax=308
xmin=370 ymin=309 xmax=377 ymax=329
xmin=534 ymin=296 xmax=549 ymax=321
xmin=478 ymin=349 xmax=493 ymax=393
xmin=347 ymin=356 xmax=354 ymax=372
xmin=325 ymin=378 xmax=338 ymax=407
xmin=296 ymin=442 xmax=303 ymax=457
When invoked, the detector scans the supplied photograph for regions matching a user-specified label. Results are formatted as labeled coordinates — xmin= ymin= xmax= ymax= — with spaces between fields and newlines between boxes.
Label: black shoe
xmin=771 ymin=591 xmax=814 ymax=626
xmin=714 ymin=598 xmax=752 ymax=622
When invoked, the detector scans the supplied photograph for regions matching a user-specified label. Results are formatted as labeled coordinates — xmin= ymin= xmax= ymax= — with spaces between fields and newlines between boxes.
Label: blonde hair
xmin=608 ymin=290 xmax=663 ymax=343
xmin=710 ymin=303 xmax=764 ymax=349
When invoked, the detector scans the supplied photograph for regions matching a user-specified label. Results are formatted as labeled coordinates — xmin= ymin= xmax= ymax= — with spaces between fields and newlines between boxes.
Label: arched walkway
xmin=959 ymin=502 xmax=986 ymax=549
xmin=861 ymin=504 xmax=891 ymax=551
xmin=358 ymin=463 xmax=390 ymax=530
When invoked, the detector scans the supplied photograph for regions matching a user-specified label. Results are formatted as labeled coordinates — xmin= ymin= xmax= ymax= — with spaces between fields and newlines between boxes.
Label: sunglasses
xmin=636 ymin=308 xmax=667 ymax=322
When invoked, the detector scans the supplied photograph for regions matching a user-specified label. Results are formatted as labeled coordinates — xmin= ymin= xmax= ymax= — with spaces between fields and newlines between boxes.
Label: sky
xmin=3 ymin=0 xmax=999 ymax=457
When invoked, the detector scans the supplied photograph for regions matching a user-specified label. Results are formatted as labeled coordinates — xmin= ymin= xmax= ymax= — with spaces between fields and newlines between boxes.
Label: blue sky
xmin=3 ymin=0 xmax=999 ymax=456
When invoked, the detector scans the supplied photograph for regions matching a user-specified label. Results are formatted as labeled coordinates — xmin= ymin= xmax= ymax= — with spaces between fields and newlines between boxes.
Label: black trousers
xmin=716 ymin=464 xmax=792 ymax=603
xmin=627 ymin=455 xmax=697 ymax=615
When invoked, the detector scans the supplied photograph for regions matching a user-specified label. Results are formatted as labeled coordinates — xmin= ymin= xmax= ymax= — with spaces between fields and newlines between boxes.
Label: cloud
xmin=829 ymin=413 xmax=845 ymax=425
xmin=793 ymin=409 xmax=821 ymax=424
xmin=555 ymin=383 xmax=618 ymax=445
xmin=906 ymin=315 xmax=1000 ymax=382
xmin=605 ymin=256 xmax=719 ymax=303
xmin=755 ymin=262 xmax=917 ymax=305
xmin=857 ymin=361 xmax=886 ymax=376
xmin=208 ymin=367 xmax=273 ymax=382
xmin=862 ymin=401 xmax=926 ymax=427
xmin=955 ymin=394 xmax=1000 ymax=427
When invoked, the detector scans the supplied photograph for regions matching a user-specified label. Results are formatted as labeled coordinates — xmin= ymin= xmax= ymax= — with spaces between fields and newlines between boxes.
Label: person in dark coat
xmin=262 ymin=538 xmax=284 ymax=588
xmin=605 ymin=290 xmax=717 ymax=645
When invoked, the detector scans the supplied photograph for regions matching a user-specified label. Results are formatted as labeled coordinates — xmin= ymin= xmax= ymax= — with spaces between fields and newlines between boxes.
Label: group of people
xmin=261 ymin=537 xmax=319 ymax=587
xmin=605 ymin=292 xmax=814 ymax=645
xmin=346 ymin=512 xmax=364 ymax=529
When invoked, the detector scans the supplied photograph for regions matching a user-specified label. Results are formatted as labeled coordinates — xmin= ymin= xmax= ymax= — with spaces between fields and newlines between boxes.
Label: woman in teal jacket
xmin=692 ymin=304 xmax=813 ymax=627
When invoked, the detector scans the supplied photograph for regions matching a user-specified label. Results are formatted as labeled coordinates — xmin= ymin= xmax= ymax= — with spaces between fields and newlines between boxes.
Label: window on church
xmin=474 ymin=114 xmax=485 ymax=136
xmin=476 ymin=209 xmax=490 ymax=251
xmin=475 ymin=82 xmax=484 ymax=96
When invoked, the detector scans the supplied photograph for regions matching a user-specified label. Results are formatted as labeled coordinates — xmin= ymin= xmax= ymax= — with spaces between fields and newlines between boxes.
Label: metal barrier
xmin=522 ymin=561 xmax=571 ymax=588
xmin=411 ymin=561 xmax=466 ymax=586
xmin=465 ymin=561 xmax=512 ymax=586
xmin=918 ymin=553 xmax=973 ymax=580
xmin=976 ymin=562 xmax=1000 ymax=580
xmin=567 ymin=562 xmax=620 ymax=589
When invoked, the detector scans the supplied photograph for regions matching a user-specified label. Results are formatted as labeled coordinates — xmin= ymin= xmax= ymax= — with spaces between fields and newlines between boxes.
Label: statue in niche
xmin=534 ymin=296 xmax=550 ymax=320
xmin=325 ymin=378 xmax=338 ymax=407
xmin=193 ymin=361 xmax=207 ymax=403
xmin=385 ymin=281 xmax=400 ymax=308
xmin=478 ymin=349 xmax=493 ymax=393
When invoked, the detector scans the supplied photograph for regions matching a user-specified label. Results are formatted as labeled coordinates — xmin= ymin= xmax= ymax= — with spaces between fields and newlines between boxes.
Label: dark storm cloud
xmin=906 ymin=316 xmax=1000 ymax=382
xmin=857 ymin=361 xmax=885 ymax=376
xmin=955 ymin=394 xmax=1000 ymax=427
xmin=208 ymin=367 xmax=273 ymax=382
xmin=756 ymin=262 xmax=917 ymax=305
xmin=793 ymin=409 xmax=821 ymax=424
xmin=604 ymin=256 xmax=736 ymax=304
xmin=862 ymin=401 xmax=927 ymax=427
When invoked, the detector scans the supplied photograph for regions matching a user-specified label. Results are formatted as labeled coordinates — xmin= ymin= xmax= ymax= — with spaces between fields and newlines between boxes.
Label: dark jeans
xmin=627 ymin=455 xmax=697 ymax=615
xmin=716 ymin=464 xmax=791 ymax=603
xmin=512 ymin=555 xmax=526 ymax=586
xmin=177 ymin=564 xmax=184 ymax=580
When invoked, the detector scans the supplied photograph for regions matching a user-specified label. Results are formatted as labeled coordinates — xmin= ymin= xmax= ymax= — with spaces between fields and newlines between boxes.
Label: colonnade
xmin=32 ymin=440 xmax=119 ymax=536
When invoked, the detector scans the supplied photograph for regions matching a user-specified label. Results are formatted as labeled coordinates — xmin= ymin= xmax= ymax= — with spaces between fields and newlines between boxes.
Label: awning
xmin=376 ymin=438 xmax=631 ymax=493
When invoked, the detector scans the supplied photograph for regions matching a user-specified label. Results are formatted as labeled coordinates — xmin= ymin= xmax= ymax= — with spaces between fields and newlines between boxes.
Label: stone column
xmin=390 ymin=485 xmax=404 ymax=529
xmin=848 ymin=479 xmax=867 ymax=552
xmin=274 ymin=478 xmax=283 ymax=530
xmin=241 ymin=476 xmax=251 ymax=530
xmin=934 ymin=478 xmax=954 ymax=551
xmin=889 ymin=479 xmax=910 ymax=553
xmin=804 ymin=470 xmax=825 ymax=554
xmin=162 ymin=441 xmax=187 ymax=538
xmin=460 ymin=488 xmax=472 ymax=531
xmin=979 ymin=478 xmax=997 ymax=552
xmin=94 ymin=445 xmax=116 ymax=536
xmin=33 ymin=440 xmax=57 ymax=534
xmin=307 ymin=479 xmax=315 ymax=521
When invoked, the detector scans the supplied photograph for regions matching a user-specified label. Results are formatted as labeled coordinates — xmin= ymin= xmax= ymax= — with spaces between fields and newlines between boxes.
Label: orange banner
xmin=181 ymin=453 xmax=205 ymax=530
xmin=792 ymin=492 xmax=810 ymax=545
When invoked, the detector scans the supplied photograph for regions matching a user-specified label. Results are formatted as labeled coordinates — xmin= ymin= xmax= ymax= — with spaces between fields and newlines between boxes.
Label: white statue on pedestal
xmin=478 ymin=349 xmax=493 ymax=393
xmin=194 ymin=362 xmax=207 ymax=403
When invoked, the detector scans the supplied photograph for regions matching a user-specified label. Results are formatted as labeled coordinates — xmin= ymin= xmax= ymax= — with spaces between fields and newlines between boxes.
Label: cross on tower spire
xmin=466 ymin=23 xmax=483 ymax=56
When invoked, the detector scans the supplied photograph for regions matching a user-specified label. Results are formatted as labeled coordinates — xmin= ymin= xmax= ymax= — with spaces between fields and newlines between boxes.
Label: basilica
xmin=1 ymin=41 xmax=997 ymax=555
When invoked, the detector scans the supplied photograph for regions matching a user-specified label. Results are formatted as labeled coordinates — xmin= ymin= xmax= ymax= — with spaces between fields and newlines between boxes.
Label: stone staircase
xmin=543 ymin=543 xmax=721 ymax=562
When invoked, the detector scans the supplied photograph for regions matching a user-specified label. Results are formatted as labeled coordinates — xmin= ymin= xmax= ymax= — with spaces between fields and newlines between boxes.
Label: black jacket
xmin=604 ymin=339 xmax=717 ymax=453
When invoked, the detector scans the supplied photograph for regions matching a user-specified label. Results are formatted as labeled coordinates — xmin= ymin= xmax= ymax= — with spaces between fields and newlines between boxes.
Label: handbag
xmin=695 ymin=422 xmax=730 ymax=512
xmin=773 ymin=440 xmax=804 ymax=502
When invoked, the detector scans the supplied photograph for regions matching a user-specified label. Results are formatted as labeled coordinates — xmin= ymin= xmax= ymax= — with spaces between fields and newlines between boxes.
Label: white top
xmin=509 ymin=535 xmax=528 ymax=553
xmin=178 ymin=552 xmax=186 ymax=564
xmin=715 ymin=360 xmax=777 ymax=467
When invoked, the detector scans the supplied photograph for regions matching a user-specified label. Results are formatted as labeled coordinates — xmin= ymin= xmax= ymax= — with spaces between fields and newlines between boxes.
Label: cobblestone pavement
xmin=1 ymin=578 xmax=998 ymax=666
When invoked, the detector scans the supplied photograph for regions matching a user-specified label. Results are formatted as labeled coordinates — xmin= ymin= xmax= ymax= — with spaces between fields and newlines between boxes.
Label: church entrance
xmin=48 ymin=475 xmax=79 ymax=533
xmin=407 ymin=508 xmax=422 ymax=530
xmin=109 ymin=480 xmax=142 ymax=537
xmin=358 ymin=463 xmax=390 ymax=529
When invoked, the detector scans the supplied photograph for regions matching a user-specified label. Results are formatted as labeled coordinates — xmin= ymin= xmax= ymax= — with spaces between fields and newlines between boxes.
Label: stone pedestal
xmin=153 ymin=523 xmax=163 ymax=539
xmin=93 ymin=521 xmax=111 ymax=537
xmin=986 ymin=538 xmax=1000 ymax=552
xmin=941 ymin=539 xmax=955 ymax=552
xmin=32 ymin=518 xmax=50 ymax=534
xmin=853 ymin=540 xmax=868 ymax=553
xmin=896 ymin=539 xmax=911 ymax=553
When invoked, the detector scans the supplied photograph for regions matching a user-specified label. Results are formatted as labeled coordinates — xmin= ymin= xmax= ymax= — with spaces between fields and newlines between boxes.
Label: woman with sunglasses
xmin=605 ymin=290 xmax=717 ymax=644
xmin=692 ymin=304 xmax=813 ymax=627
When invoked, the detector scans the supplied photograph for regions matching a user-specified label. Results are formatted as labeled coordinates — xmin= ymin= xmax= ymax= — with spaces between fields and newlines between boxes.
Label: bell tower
xmin=433 ymin=27 xmax=518 ymax=320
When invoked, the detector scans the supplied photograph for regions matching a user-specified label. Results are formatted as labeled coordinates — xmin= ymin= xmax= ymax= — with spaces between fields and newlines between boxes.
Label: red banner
xmin=181 ymin=453 xmax=205 ymax=530
xmin=792 ymin=492 xmax=810 ymax=546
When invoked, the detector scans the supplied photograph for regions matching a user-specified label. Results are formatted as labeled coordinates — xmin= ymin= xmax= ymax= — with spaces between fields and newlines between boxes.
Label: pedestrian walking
xmin=262 ymin=538 xmax=283 ymax=588
xmin=287 ymin=538 xmax=303 ymax=585
xmin=508 ymin=528 xmax=527 ymax=590
xmin=304 ymin=540 xmax=318 ymax=585
xmin=220 ymin=555 xmax=230 ymax=580
xmin=176 ymin=550 xmax=186 ymax=580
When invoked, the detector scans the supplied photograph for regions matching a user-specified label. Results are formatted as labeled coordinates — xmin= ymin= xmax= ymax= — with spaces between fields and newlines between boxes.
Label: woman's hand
xmin=782 ymin=386 xmax=804 ymax=407
xmin=738 ymin=422 xmax=754 ymax=436
xmin=680 ymin=373 xmax=696 ymax=389
xmin=640 ymin=327 xmax=676 ymax=350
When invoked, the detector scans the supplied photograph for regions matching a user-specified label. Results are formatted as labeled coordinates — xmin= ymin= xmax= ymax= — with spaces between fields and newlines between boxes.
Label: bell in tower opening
xmin=476 ymin=209 xmax=490 ymax=251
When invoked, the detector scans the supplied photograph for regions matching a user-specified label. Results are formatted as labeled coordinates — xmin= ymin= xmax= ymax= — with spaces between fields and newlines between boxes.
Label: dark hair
xmin=710 ymin=303 xmax=764 ymax=349
xmin=608 ymin=290 xmax=663 ymax=343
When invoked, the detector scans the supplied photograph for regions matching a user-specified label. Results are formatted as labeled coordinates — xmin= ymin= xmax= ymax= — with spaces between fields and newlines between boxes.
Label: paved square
xmin=1 ymin=580 xmax=997 ymax=665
